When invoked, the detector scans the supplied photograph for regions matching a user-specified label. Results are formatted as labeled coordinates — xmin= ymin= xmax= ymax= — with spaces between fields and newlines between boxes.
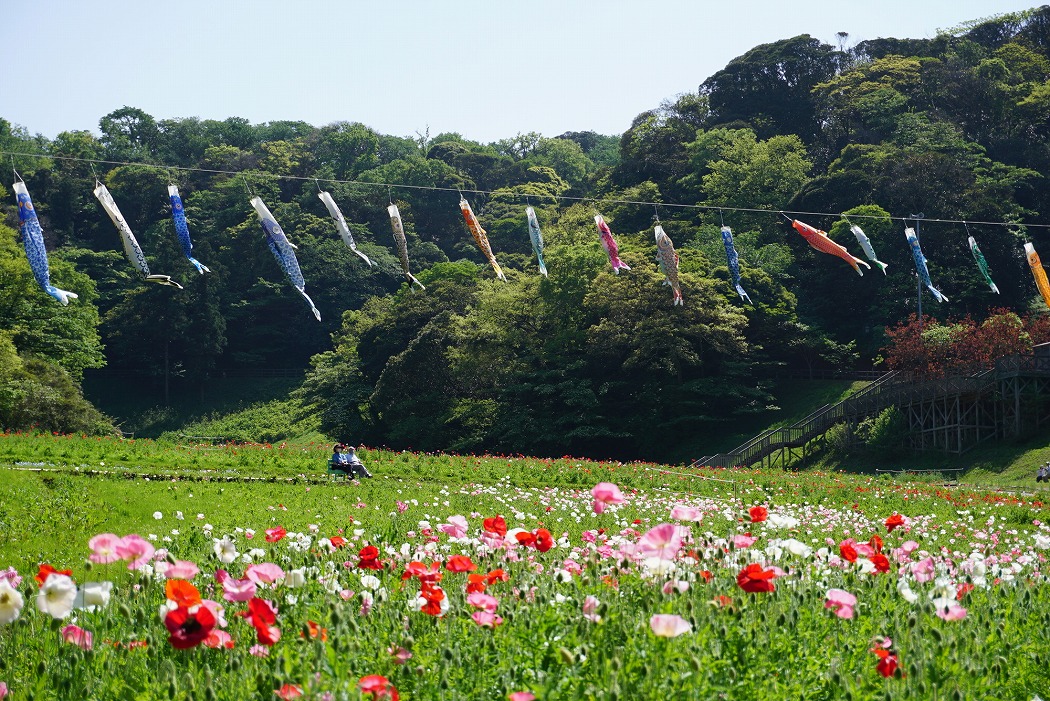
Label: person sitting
xmin=342 ymin=445 xmax=373 ymax=479
xmin=1038 ymin=464 xmax=1048 ymax=483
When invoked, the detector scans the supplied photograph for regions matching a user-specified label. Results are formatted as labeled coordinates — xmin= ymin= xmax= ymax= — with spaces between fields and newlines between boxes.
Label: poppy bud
xmin=118 ymin=603 xmax=132 ymax=619
xmin=84 ymin=561 xmax=93 ymax=571
xmin=331 ymin=609 xmax=342 ymax=626
xmin=442 ymin=648 xmax=454 ymax=661
xmin=689 ymin=656 xmax=702 ymax=672
xmin=415 ymin=666 xmax=425 ymax=676
xmin=168 ymin=682 xmax=177 ymax=700
xmin=611 ymin=656 xmax=622 ymax=671
xmin=830 ymin=671 xmax=842 ymax=686
xmin=558 ymin=646 xmax=574 ymax=664
xmin=440 ymin=678 xmax=449 ymax=690
xmin=182 ymin=672 xmax=195 ymax=691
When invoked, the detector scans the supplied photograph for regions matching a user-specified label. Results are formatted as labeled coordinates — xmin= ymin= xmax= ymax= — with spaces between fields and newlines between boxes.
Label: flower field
xmin=1 ymin=433 xmax=1049 ymax=699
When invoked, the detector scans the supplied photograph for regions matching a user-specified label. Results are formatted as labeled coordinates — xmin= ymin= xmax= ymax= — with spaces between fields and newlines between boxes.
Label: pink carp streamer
xmin=459 ymin=197 xmax=506 ymax=281
xmin=1025 ymin=242 xmax=1050 ymax=308
xmin=654 ymin=225 xmax=683 ymax=306
xmin=792 ymin=219 xmax=870 ymax=276
xmin=595 ymin=214 xmax=630 ymax=274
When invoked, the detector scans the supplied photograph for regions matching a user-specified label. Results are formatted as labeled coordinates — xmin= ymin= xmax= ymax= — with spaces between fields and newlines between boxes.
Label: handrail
xmin=689 ymin=357 xmax=1026 ymax=469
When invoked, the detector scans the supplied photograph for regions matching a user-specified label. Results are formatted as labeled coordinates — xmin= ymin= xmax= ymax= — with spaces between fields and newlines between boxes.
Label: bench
xmin=327 ymin=459 xmax=351 ymax=481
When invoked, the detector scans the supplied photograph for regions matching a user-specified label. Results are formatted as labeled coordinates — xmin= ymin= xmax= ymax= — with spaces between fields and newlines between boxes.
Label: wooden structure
xmin=691 ymin=344 xmax=1050 ymax=469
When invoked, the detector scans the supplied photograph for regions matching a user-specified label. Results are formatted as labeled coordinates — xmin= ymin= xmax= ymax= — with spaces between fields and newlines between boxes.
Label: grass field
xmin=1 ymin=432 xmax=1049 ymax=699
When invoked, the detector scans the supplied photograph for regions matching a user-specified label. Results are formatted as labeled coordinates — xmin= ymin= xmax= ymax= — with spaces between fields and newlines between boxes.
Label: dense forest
xmin=3 ymin=8 xmax=1050 ymax=460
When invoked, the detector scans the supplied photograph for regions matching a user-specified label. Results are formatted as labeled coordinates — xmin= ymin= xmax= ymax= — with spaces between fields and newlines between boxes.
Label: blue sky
xmin=0 ymin=0 xmax=1040 ymax=143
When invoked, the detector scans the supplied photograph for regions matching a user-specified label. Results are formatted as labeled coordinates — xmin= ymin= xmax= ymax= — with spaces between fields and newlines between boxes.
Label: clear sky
xmin=0 ymin=0 xmax=1041 ymax=144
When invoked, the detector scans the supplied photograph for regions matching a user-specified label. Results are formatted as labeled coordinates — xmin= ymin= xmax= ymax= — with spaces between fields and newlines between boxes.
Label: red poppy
xmin=956 ymin=583 xmax=975 ymax=600
xmin=165 ymin=579 xmax=202 ymax=608
xmin=358 ymin=674 xmax=399 ymax=700
xmin=514 ymin=531 xmax=536 ymax=548
xmin=329 ymin=536 xmax=347 ymax=549
xmin=401 ymin=561 xmax=442 ymax=583
xmin=713 ymin=594 xmax=733 ymax=607
xmin=874 ymin=649 xmax=900 ymax=678
xmin=265 ymin=527 xmax=287 ymax=543
xmin=748 ymin=506 xmax=768 ymax=523
xmin=164 ymin=605 xmax=216 ymax=649
xmin=839 ymin=542 xmax=858 ymax=563
xmin=534 ymin=529 xmax=554 ymax=553
xmin=698 ymin=570 xmax=713 ymax=583
xmin=445 ymin=555 xmax=477 ymax=573
xmin=419 ymin=582 xmax=446 ymax=617
xmin=275 ymin=683 xmax=304 ymax=699
xmin=885 ymin=514 xmax=905 ymax=533
xmin=243 ymin=597 xmax=281 ymax=646
xmin=869 ymin=554 xmax=890 ymax=574
xmin=303 ymin=620 xmax=328 ymax=641
xmin=736 ymin=563 xmax=777 ymax=593
xmin=466 ymin=574 xmax=487 ymax=593
xmin=868 ymin=534 xmax=884 ymax=553
xmin=35 ymin=563 xmax=73 ymax=588
xmin=482 ymin=516 xmax=507 ymax=537
xmin=358 ymin=545 xmax=383 ymax=570
xmin=485 ymin=569 xmax=508 ymax=584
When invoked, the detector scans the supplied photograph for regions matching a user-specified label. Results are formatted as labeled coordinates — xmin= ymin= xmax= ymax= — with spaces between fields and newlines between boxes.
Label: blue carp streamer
xmin=720 ymin=225 xmax=752 ymax=304
xmin=13 ymin=181 xmax=78 ymax=305
xmin=967 ymin=236 xmax=999 ymax=294
xmin=905 ymin=227 xmax=948 ymax=303
xmin=93 ymin=181 xmax=182 ymax=288
xmin=524 ymin=206 xmax=548 ymax=277
xmin=250 ymin=197 xmax=321 ymax=321
xmin=168 ymin=185 xmax=210 ymax=274
xmin=318 ymin=191 xmax=373 ymax=267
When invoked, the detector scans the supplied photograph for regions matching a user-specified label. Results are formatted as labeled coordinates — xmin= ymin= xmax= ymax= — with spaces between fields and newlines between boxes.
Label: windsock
xmin=792 ymin=219 xmax=869 ymax=276
xmin=168 ymin=185 xmax=210 ymax=274
xmin=849 ymin=224 xmax=888 ymax=275
xmin=905 ymin=227 xmax=947 ymax=303
xmin=250 ymin=196 xmax=321 ymax=321
xmin=12 ymin=181 xmax=78 ymax=304
xmin=388 ymin=204 xmax=425 ymax=290
xmin=525 ymin=206 xmax=548 ymax=277
xmin=595 ymin=214 xmax=630 ymax=274
xmin=654 ymin=225 xmax=683 ymax=306
xmin=459 ymin=197 xmax=506 ymax=281
xmin=968 ymin=236 xmax=999 ymax=294
xmin=720 ymin=225 xmax=752 ymax=304
xmin=94 ymin=181 xmax=183 ymax=288
xmin=318 ymin=191 xmax=373 ymax=267
xmin=1025 ymin=242 xmax=1050 ymax=308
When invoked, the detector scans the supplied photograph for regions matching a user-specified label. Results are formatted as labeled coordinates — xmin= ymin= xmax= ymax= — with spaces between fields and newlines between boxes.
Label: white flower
xmin=782 ymin=538 xmax=813 ymax=558
xmin=36 ymin=574 xmax=77 ymax=619
xmin=175 ymin=511 xmax=184 ymax=521
xmin=1034 ymin=534 xmax=1050 ymax=550
xmin=79 ymin=581 xmax=113 ymax=609
xmin=153 ymin=512 xmax=163 ymax=520
xmin=248 ymin=548 xmax=267 ymax=560
xmin=286 ymin=568 xmax=307 ymax=588
xmin=213 ymin=537 xmax=239 ymax=564
xmin=0 ymin=579 xmax=25 ymax=625
xmin=554 ymin=593 xmax=569 ymax=604
xmin=552 ymin=569 xmax=573 ymax=584
xmin=359 ymin=575 xmax=381 ymax=591
xmin=767 ymin=514 xmax=800 ymax=530
xmin=897 ymin=578 xmax=919 ymax=604
xmin=202 ymin=523 xmax=214 ymax=535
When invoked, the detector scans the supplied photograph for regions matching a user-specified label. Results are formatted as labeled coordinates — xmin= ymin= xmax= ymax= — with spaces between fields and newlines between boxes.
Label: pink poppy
xmin=466 ymin=591 xmax=499 ymax=612
xmin=592 ymin=482 xmax=625 ymax=514
xmin=825 ymin=589 xmax=857 ymax=619
xmin=115 ymin=535 xmax=155 ymax=570
xmin=249 ymin=644 xmax=269 ymax=658
xmin=669 ymin=504 xmax=702 ymax=521
xmin=221 ymin=576 xmax=257 ymax=603
xmin=934 ymin=599 xmax=967 ymax=621
xmin=388 ymin=645 xmax=412 ymax=665
xmin=60 ymin=624 xmax=93 ymax=650
xmin=471 ymin=611 xmax=503 ymax=628
xmin=649 ymin=614 xmax=692 ymax=638
xmin=244 ymin=563 xmax=285 ymax=585
xmin=437 ymin=515 xmax=468 ymax=539
xmin=637 ymin=523 xmax=685 ymax=560
xmin=203 ymin=629 xmax=234 ymax=649
xmin=509 ymin=693 xmax=536 ymax=701
xmin=732 ymin=534 xmax=758 ymax=549
xmin=164 ymin=560 xmax=200 ymax=580
xmin=87 ymin=534 xmax=123 ymax=564
xmin=910 ymin=557 xmax=936 ymax=583
xmin=583 ymin=595 xmax=602 ymax=623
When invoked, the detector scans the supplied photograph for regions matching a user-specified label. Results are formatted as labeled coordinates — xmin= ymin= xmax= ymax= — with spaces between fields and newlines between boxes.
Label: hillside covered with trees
xmin=2 ymin=8 xmax=1050 ymax=460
